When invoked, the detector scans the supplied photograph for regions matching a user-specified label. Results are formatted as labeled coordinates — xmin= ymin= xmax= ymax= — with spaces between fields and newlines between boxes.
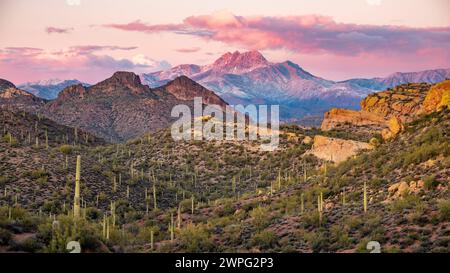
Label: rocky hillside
xmin=321 ymin=80 xmax=450 ymax=140
xmin=0 ymin=104 xmax=448 ymax=253
xmin=0 ymin=79 xmax=46 ymax=113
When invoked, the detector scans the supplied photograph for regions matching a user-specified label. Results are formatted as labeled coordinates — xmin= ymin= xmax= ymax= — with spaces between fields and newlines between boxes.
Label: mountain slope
xmin=141 ymin=51 xmax=449 ymax=125
xmin=0 ymin=78 xmax=45 ymax=112
xmin=18 ymin=79 xmax=90 ymax=100
xmin=40 ymin=72 xmax=227 ymax=142
xmin=342 ymin=69 xmax=450 ymax=91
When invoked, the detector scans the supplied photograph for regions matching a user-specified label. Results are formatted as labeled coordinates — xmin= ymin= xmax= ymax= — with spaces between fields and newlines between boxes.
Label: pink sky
xmin=0 ymin=0 xmax=449 ymax=84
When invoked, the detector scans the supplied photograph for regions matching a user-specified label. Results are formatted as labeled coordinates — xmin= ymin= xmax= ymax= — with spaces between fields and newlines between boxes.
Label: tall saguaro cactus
xmin=363 ymin=182 xmax=367 ymax=213
xmin=153 ymin=183 xmax=157 ymax=209
xmin=73 ymin=155 xmax=81 ymax=218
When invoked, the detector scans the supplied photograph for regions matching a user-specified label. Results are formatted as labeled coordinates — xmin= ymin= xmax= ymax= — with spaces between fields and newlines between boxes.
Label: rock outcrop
xmin=306 ymin=135 xmax=373 ymax=163
xmin=321 ymin=108 xmax=387 ymax=131
xmin=321 ymin=81 xmax=450 ymax=140
xmin=420 ymin=80 xmax=450 ymax=114
xmin=360 ymin=82 xmax=430 ymax=122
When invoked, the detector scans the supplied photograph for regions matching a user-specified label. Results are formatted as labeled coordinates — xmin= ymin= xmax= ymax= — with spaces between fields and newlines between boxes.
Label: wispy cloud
xmin=103 ymin=11 xmax=450 ymax=58
xmin=45 ymin=26 xmax=74 ymax=34
xmin=0 ymin=45 xmax=166 ymax=83
xmin=175 ymin=47 xmax=201 ymax=53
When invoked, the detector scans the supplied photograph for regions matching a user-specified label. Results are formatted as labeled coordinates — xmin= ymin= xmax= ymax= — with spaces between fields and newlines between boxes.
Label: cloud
xmin=366 ymin=0 xmax=382 ymax=6
xmin=46 ymin=27 xmax=73 ymax=34
xmin=103 ymin=11 xmax=450 ymax=58
xmin=132 ymin=54 xmax=171 ymax=71
xmin=68 ymin=45 xmax=138 ymax=54
xmin=175 ymin=47 xmax=201 ymax=53
xmin=103 ymin=20 xmax=185 ymax=33
xmin=0 ymin=45 xmax=166 ymax=83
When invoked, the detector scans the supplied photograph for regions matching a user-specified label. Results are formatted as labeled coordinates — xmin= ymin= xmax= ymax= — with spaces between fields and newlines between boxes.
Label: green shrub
xmin=0 ymin=176 xmax=8 ymax=187
xmin=390 ymin=195 xmax=421 ymax=213
xmin=423 ymin=175 xmax=439 ymax=190
xmin=437 ymin=200 xmax=450 ymax=222
xmin=178 ymin=223 xmax=215 ymax=252
xmin=249 ymin=206 xmax=271 ymax=230
xmin=59 ymin=145 xmax=73 ymax=154
xmin=250 ymin=230 xmax=278 ymax=249
xmin=0 ymin=228 xmax=12 ymax=245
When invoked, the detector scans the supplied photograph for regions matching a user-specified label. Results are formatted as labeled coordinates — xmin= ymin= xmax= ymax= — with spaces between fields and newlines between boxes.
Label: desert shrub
xmin=179 ymin=198 xmax=193 ymax=213
xmin=13 ymin=237 xmax=42 ymax=253
xmin=0 ymin=228 xmax=12 ymax=245
xmin=250 ymin=230 xmax=278 ymax=249
xmin=0 ymin=175 xmax=8 ymax=187
xmin=304 ymin=230 xmax=329 ymax=252
xmin=59 ymin=145 xmax=73 ymax=154
xmin=343 ymin=215 xmax=363 ymax=230
xmin=79 ymin=230 xmax=103 ymax=251
xmin=423 ymin=175 xmax=439 ymax=190
xmin=249 ymin=206 xmax=271 ymax=230
xmin=401 ymin=142 xmax=443 ymax=167
xmin=223 ymin=224 xmax=242 ymax=245
xmin=178 ymin=223 xmax=215 ymax=252
xmin=302 ymin=211 xmax=326 ymax=228
xmin=369 ymin=138 xmax=380 ymax=147
xmin=36 ymin=176 xmax=48 ymax=186
xmin=2 ymin=134 xmax=18 ymax=146
xmin=214 ymin=201 xmax=235 ymax=217
xmin=390 ymin=195 xmax=421 ymax=213
xmin=25 ymin=168 xmax=47 ymax=180
xmin=329 ymin=225 xmax=351 ymax=250
xmin=437 ymin=200 xmax=450 ymax=222
xmin=369 ymin=177 xmax=386 ymax=188
xmin=414 ymin=127 xmax=443 ymax=145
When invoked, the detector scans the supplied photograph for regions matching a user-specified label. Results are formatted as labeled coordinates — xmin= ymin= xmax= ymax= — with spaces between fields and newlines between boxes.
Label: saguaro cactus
xmin=303 ymin=159 xmax=307 ymax=182
xmin=342 ymin=188 xmax=346 ymax=205
xmin=153 ymin=183 xmax=157 ymax=209
xmin=363 ymin=182 xmax=367 ymax=213
xmin=73 ymin=155 xmax=81 ymax=218
xmin=45 ymin=129 xmax=48 ymax=149
xmin=300 ymin=193 xmax=304 ymax=214
xmin=277 ymin=170 xmax=282 ymax=190
xmin=170 ymin=213 xmax=174 ymax=242
xmin=102 ymin=214 xmax=107 ymax=238
xmin=150 ymin=230 xmax=154 ymax=251
xmin=177 ymin=204 xmax=181 ymax=229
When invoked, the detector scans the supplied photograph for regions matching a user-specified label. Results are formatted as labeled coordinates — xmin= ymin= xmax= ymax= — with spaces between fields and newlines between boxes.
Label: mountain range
xmin=1 ymin=72 xmax=227 ymax=142
xmin=140 ymin=51 xmax=450 ymax=124
xmin=3 ymin=51 xmax=450 ymax=130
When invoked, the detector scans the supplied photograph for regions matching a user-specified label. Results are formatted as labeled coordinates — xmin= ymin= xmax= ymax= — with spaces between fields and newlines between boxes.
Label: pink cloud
xmin=0 ymin=46 xmax=154 ymax=84
xmin=46 ymin=27 xmax=73 ymax=34
xmin=103 ymin=20 xmax=184 ymax=33
xmin=175 ymin=47 xmax=201 ymax=53
xmin=104 ymin=12 xmax=450 ymax=58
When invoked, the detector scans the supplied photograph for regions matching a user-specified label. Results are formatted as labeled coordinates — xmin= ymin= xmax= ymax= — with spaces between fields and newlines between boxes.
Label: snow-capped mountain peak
xmin=211 ymin=50 xmax=270 ymax=73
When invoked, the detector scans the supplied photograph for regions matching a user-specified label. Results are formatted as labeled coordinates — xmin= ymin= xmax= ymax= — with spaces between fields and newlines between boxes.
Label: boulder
xmin=306 ymin=135 xmax=373 ymax=163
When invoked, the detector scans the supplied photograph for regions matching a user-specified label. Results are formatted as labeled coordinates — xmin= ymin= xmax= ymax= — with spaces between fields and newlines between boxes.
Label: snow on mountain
xmin=18 ymin=79 xmax=90 ymax=100
xmin=141 ymin=51 xmax=449 ymax=125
